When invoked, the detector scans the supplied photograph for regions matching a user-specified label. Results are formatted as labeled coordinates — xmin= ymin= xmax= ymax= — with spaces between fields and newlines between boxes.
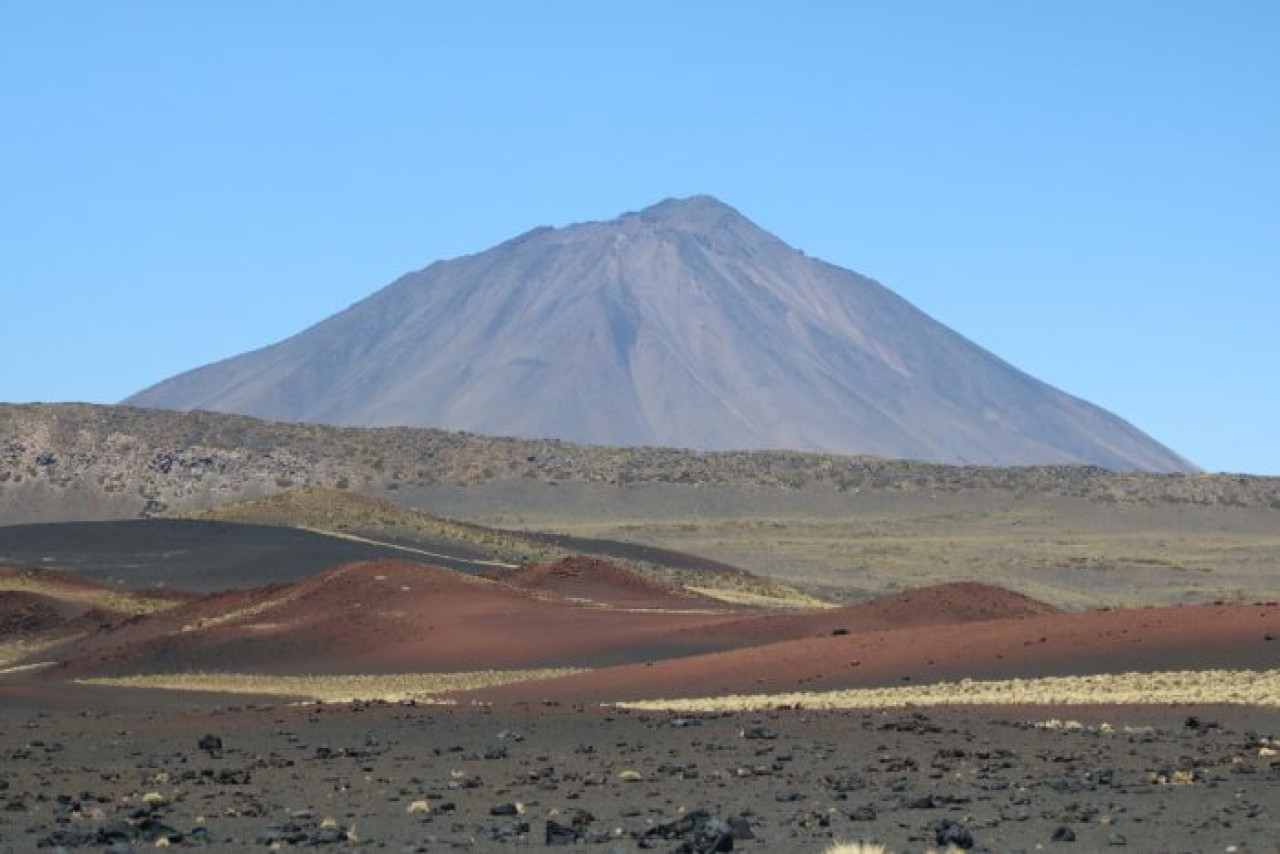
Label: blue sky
xmin=2 ymin=2 xmax=1276 ymax=474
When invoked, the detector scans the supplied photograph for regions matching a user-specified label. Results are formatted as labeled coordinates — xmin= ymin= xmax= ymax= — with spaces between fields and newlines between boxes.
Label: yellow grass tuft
xmin=617 ymin=668 xmax=1280 ymax=713
xmin=76 ymin=668 xmax=586 ymax=704
xmin=0 ymin=639 xmax=66 ymax=671
xmin=822 ymin=843 xmax=890 ymax=854
xmin=685 ymin=585 xmax=837 ymax=610
xmin=0 ymin=574 xmax=177 ymax=617
xmin=183 ymin=486 xmax=558 ymax=566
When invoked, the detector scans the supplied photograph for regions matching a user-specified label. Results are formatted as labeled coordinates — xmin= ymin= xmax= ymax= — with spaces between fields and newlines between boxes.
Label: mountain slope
xmin=126 ymin=196 xmax=1193 ymax=471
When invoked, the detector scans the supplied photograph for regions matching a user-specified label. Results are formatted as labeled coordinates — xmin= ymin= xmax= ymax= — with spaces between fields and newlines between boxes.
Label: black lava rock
xmin=932 ymin=818 xmax=975 ymax=850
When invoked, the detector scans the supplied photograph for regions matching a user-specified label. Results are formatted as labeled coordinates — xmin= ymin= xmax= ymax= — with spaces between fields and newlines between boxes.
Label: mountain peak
xmin=629 ymin=195 xmax=751 ymax=232
xmin=124 ymin=198 xmax=1195 ymax=473
xmin=639 ymin=194 xmax=734 ymax=214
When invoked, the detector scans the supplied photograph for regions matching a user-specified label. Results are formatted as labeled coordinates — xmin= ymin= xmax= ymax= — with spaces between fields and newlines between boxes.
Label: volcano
xmin=126 ymin=196 xmax=1192 ymax=471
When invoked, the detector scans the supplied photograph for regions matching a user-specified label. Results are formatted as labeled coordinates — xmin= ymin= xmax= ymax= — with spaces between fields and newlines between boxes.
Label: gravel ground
xmin=2 ymin=686 xmax=1278 ymax=853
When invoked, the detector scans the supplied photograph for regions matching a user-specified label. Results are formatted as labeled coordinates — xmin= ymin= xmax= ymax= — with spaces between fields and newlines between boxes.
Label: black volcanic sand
xmin=1 ymin=685 xmax=1278 ymax=853
xmin=0 ymin=520 xmax=475 ymax=592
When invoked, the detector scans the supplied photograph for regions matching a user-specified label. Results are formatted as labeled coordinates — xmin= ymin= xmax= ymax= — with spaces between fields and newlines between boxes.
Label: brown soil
xmin=44 ymin=559 xmax=753 ymax=678
xmin=0 ymin=590 xmax=118 ymax=636
xmin=3 ymin=691 xmax=1278 ymax=853
xmin=666 ymin=581 xmax=1060 ymax=647
xmin=495 ymin=555 xmax=729 ymax=609
xmin=473 ymin=600 xmax=1280 ymax=704
xmin=1 ymin=562 xmax=126 ymax=595
xmin=16 ymin=556 xmax=1279 ymax=722
xmin=0 ymin=564 xmax=190 ymax=651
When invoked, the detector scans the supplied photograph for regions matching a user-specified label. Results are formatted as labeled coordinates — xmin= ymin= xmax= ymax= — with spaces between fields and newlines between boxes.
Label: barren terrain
xmin=2 ymin=689 xmax=1278 ymax=853
xmin=5 ymin=404 xmax=1279 ymax=608
xmin=2 ymin=540 xmax=1279 ymax=852
xmin=4 ymin=405 xmax=1280 ymax=851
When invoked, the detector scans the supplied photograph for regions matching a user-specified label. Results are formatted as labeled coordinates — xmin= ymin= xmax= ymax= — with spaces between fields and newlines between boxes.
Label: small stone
xmin=545 ymin=820 xmax=577 ymax=846
xmin=741 ymin=726 xmax=776 ymax=740
xmin=933 ymin=818 xmax=975 ymax=850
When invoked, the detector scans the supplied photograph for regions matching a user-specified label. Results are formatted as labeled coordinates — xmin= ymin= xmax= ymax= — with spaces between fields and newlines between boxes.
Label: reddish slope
xmin=0 ymin=591 xmax=111 ymax=637
xmin=49 ymin=559 xmax=751 ymax=677
xmin=471 ymin=601 xmax=1280 ymax=704
xmin=45 ymin=567 xmax=1075 ymax=682
xmin=671 ymin=582 xmax=1059 ymax=648
xmin=496 ymin=556 xmax=728 ymax=610
xmin=0 ymin=564 xmax=190 ymax=652
xmin=2 ymin=563 xmax=134 ymax=596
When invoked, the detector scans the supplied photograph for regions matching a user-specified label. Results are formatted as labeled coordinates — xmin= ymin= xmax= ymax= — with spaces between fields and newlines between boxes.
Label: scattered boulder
xmin=931 ymin=818 xmax=975 ymax=850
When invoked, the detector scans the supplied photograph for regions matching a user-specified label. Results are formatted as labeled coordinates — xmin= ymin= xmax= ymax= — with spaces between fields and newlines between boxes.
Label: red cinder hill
xmin=45 ymin=559 xmax=751 ymax=678
xmin=496 ymin=556 xmax=730 ymax=610
xmin=471 ymin=600 xmax=1280 ymax=704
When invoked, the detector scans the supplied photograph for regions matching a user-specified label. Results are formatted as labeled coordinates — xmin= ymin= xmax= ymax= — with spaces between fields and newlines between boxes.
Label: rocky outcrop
xmin=0 ymin=404 xmax=1276 ymax=524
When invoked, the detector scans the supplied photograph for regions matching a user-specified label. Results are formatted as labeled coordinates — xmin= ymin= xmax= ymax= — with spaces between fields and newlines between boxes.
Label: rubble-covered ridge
xmin=1 ymin=403 xmax=1278 ymax=521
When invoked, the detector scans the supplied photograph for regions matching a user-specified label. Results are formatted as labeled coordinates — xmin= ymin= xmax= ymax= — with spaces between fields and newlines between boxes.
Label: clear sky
xmin=2 ymin=2 xmax=1276 ymax=474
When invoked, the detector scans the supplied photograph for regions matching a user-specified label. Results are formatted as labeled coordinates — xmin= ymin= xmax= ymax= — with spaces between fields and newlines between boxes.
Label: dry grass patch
xmin=298 ymin=526 xmax=520 ymax=568
xmin=0 ymin=575 xmax=177 ymax=617
xmin=0 ymin=642 xmax=30 ymax=670
xmin=0 ymin=652 xmax=59 ymax=674
xmin=685 ymin=585 xmax=836 ymax=611
xmin=183 ymin=487 xmax=563 ymax=565
xmin=78 ymin=668 xmax=586 ymax=704
xmin=820 ymin=843 xmax=965 ymax=854
xmin=822 ymin=843 xmax=889 ymax=854
xmin=617 ymin=669 xmax=1280 ymax=713
xmin=0 ymin=635 xmax=76 ymax=670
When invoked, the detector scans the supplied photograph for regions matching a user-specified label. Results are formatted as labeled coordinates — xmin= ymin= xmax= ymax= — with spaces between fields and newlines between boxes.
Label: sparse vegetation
xmin=4 ymin=404 xmax=1280 ymax=608
xmin=617 ymin=668 xmax=1280 ymax=713
xmin=0 ymin=571 xmax=178 ymax=616
xmin=561 ymin=503 xmax=1280 ymax=609
xmin=685 ymin=584 xmax=837 ymax=610
xmin=0 ymin=639 xmax=62 ymax=669
xmin=77 ymin=668 xmax=586 ymax=703
xmin=181 ymin=486 xmax=564 ymax=565
xmin=4 ymin=404 xmax=1279 ymax=515
xmin=174 ymin=487 xmax=802 ymax=604
xmin=822 ymin=843 xmax=889 ymax=854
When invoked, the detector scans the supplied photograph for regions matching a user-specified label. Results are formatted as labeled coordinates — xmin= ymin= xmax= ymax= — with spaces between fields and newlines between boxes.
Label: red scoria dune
xmin=25 ymin=556 xmax=1278 ymax=709
xmin=45 ymin=564 xmax=1071 ymax=680
xmin=470 ymin=601 xmax=1280 ymax=704
xmin=46 ymin=559 xmax=754 ymax=678
xmin=495 ymin=556 xmax=730 ymax=610
xmin=0 ymin=564 xmax=192 ymax=644
xmin=0 ymin=590 xmax=109 ymax=636
xmin=664 ymin=581 xmax=1060 ymax=649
